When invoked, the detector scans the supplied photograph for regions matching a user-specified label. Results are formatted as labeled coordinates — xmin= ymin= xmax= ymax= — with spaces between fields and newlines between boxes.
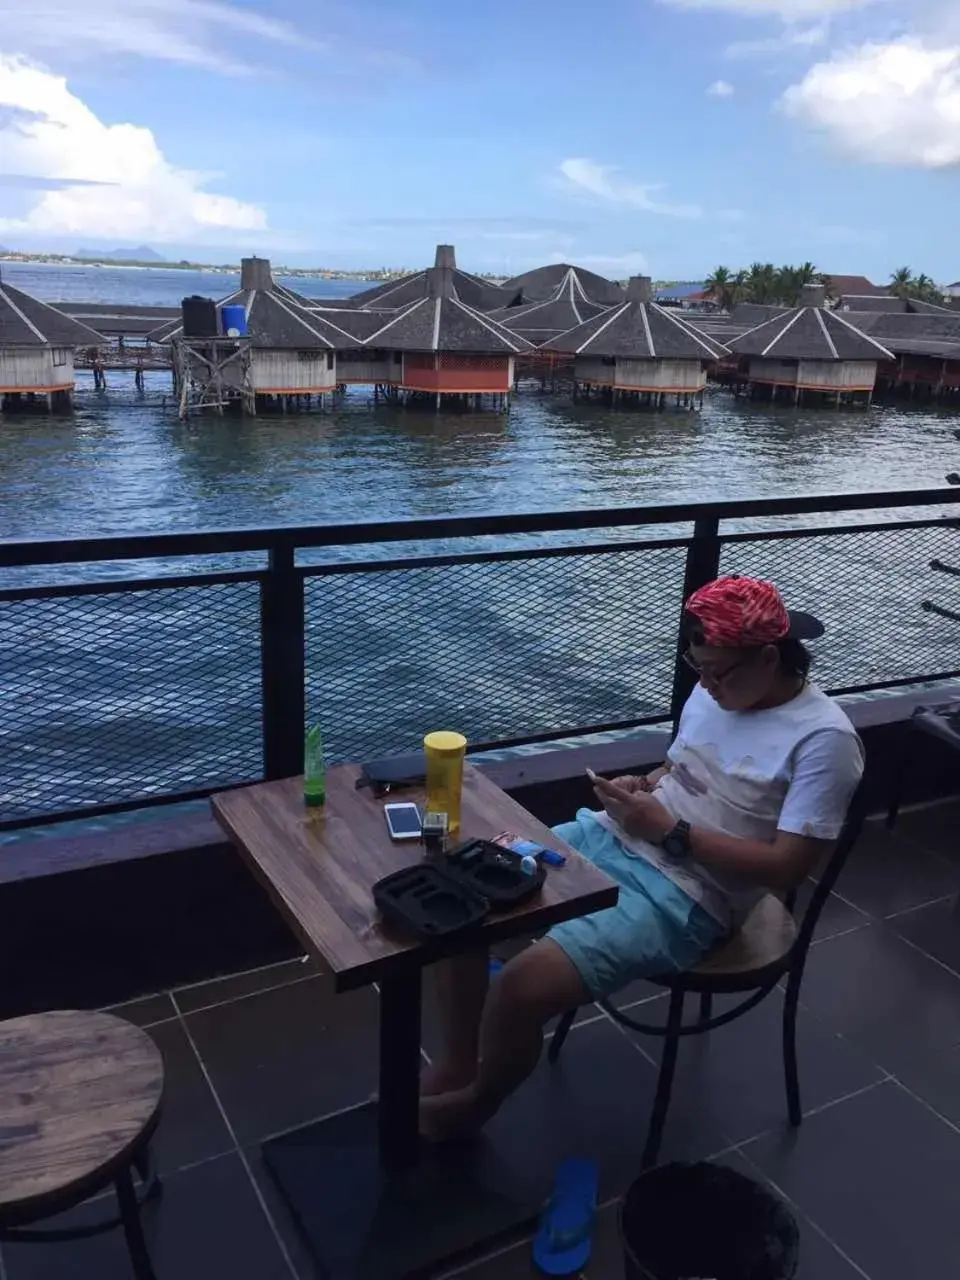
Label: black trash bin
xmin=620 ymin=1162 xmax=799 ymax=1280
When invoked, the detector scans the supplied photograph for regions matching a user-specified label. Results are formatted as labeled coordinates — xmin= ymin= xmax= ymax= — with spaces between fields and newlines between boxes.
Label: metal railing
xmin=2 ymin=486 xmax=960 ymax=831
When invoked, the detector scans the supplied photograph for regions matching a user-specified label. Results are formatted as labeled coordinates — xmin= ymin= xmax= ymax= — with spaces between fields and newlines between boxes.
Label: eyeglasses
xmin=682 ymin=649 xmax=755 ymax=685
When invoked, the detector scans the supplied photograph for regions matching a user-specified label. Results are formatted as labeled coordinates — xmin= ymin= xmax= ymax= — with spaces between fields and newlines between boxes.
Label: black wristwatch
xmin=661 ymin=820 xmax=692 ymax=861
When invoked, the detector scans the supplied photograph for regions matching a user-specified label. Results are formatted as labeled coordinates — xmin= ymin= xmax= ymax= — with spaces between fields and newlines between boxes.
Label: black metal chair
xmin=548 ymin=785 xmax=868 ymax=1170
xmin=885 ymin=701 xmax=960 ymax=829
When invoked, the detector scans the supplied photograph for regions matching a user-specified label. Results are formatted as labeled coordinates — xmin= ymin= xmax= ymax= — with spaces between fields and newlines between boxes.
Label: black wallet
xmin=355 ymin=752 xmax=427 ymax=797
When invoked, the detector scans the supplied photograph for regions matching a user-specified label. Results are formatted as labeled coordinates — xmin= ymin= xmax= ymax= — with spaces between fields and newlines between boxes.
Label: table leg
xmin=261 ymin=964 xmax=540 ymax=1279
xmin=377 ymin=966 xmax=423 ymax=1169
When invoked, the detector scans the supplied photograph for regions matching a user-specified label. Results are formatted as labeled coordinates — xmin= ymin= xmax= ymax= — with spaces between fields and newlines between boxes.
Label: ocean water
xmin=2 ymin=262 xmax=959 ymax=826
xmin=2 ymin=260 xmax=368 ymax=307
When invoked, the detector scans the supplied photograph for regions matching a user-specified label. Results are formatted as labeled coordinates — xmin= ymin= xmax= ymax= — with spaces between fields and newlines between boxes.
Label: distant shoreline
xmin=0 ymin=256 xmax=388 ymax=282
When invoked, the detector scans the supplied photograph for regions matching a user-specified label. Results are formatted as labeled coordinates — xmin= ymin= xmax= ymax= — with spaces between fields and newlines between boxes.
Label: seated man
xmin=421 ymin=574 xmax=865 ymax=1139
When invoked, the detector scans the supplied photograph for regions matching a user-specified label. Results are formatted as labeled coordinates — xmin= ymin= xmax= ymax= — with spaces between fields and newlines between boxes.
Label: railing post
xmin=260 ymin=546 xmax=306 ymax=780
xmin=670 ymin=516 xmax=722 ymax=733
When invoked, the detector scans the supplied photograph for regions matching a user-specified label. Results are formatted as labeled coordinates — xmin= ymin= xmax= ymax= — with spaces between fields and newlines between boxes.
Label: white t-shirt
xmin=593 ymin=682 xmax=865 ymax=926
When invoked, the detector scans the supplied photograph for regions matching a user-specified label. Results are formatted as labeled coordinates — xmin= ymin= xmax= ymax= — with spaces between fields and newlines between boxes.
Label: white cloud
xmin=661 ymin=0 xmax=875 ymax=15
xmin=0 ymin=55 xmax=268 ymax=241
xmin=782 ymin=38 xmax=960 ymax=167
xmin=0 ymin=0 xmax=315 ymax=76
xmin=558 ymin=158 xmax=702 ymax=219
xmin=707 ymin=79 xmax=736 ymax=96
xmin=725 ymin=21 xmax=829 ymax=57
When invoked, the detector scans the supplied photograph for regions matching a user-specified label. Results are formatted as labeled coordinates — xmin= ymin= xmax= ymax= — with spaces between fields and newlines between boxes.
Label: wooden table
xmin=212 ymin=763 xmax=617 ymax=1279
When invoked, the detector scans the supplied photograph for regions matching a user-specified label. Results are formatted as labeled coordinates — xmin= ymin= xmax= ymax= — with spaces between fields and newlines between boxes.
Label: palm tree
xmin=732 ymin=269 xmax=748 ymax=307
xmin=774 ymin=262 xmax=822 ymax=306
xmin=746 ymin=262 xmax=779 ymax=304
xmin=890 ymin=267 xmax=914 ymax=300
xmin=705 ymin=266 xmax=735 ymax=311
xmin=912 ymin=273 xmax=943 ymax=304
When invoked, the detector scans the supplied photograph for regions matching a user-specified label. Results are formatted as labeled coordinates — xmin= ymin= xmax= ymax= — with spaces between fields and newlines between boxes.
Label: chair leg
xmin=547 ymin=1009 xmax=577 ymax=1064
xmin=782 ymin=968 xmax=803 ymax=1128
xmin=132 ymin=1144 xmax=162 ymax=1203
xmin=116 ymin=1165 xmax=158 ymax=1280
xmin=698 ymin=992 xmax=713 ymax=1025
xmin=886 ymin=725 xmax=916 ymax=829
xmin=642 ymin=987 xmax=685 ymax=1170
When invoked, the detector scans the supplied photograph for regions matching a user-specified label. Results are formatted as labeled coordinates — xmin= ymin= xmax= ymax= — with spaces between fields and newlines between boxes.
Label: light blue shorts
xmin=546 ymin=809 xmax=727 ymax=999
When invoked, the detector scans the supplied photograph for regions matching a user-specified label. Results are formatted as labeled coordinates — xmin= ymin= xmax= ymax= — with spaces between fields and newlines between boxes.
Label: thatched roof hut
xmin=152 ymin=258 xmax=368 ymax=412
xmin=360 ymin=258 xmax=531 ymax=397
xmin=543 ymin=276 xmax=726 ymax=399
xmin=728 ymin=286 xmax=893 ymax=363
xmin=727 ymin=283 xmax=892 ymax=400
xmin=0 ymin=274 xmax=103 ymax=349
xmin=0 ymin=270 xmax=103 ymax=404
xmin=148 ymin=258 xmax=362 ymax=351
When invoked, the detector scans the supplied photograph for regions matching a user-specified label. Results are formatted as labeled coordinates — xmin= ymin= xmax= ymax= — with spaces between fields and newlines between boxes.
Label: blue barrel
xmin=221 ymin=304 xmax=248 ymax=338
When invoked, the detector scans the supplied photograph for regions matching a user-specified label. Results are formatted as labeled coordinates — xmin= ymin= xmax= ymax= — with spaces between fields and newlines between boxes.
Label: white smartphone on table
xmin=384 ymin=802 xmax=422 ymax=841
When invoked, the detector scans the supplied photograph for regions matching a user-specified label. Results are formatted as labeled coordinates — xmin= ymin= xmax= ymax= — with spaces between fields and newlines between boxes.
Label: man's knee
xmin=494 ymin=940 xmax=588 ymax=1024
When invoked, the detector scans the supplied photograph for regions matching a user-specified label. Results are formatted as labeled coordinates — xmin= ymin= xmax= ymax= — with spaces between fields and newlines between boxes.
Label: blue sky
xmin=0 ymin=0 xmax=958 ymax=280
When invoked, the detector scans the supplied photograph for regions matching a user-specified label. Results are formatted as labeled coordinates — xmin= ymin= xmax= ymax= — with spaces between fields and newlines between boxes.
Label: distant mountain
xmin=75 ymin=246 xmax=166 ymax=262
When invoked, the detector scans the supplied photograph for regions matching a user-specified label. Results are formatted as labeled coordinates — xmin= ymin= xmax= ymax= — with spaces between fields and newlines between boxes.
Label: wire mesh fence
xmin=2 ymin=498 xmax=960 ymax=830
xmin=305 ymin=544 xmax=687 ymax=764
xmin=0 ymin=580 xmax=263 ymax=825
xmin=720 ymin=522 xmax=960 ymax=692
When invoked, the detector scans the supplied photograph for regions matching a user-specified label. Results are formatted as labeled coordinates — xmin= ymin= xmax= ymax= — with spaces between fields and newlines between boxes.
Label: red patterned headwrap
xmin=685 ymin=575 xmax=793 ymax=648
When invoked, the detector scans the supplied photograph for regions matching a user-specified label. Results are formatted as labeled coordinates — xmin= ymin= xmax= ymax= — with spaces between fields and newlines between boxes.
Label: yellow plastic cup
xmin=424 ymin=731 xmax=467 ymax=835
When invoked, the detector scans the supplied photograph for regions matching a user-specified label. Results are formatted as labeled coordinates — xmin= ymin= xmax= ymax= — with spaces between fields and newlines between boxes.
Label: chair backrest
xmin=788 ymin=778 xmax=869 ymax=961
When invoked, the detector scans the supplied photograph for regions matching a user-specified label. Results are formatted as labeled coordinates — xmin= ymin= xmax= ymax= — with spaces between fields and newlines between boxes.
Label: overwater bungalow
xmin=148 ymin=258 xmax=363 ymax=415
xmin=357 ymin=256 xmax=532 ymax=405
xmin=839 ymin=308 xmax=960 ymax=401
xmin=725 ymin=284 xmax=894 ymax=405
xmin=545 ymin=275 xmax=727 ymax=405
xmin=0 ymin=271 xmax=104 ymax=411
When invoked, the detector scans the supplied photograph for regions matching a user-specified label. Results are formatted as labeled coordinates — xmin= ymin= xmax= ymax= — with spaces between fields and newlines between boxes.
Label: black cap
xmin=787 ymin=610 xmax=825 ymax=641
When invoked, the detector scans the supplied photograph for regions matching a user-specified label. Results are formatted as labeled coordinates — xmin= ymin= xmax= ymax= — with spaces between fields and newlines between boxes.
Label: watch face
xmin=663 ymin=823 xmax=690 ymax=860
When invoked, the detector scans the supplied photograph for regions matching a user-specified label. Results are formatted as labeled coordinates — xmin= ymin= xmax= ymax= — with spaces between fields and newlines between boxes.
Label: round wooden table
xmin=0 ymin=1010 xmax=164 ymax=1279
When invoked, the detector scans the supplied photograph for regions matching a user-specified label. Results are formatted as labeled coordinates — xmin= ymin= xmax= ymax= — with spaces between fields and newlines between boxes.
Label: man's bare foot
xmin=420 ymin=1062 xmax=477 ymax=1097
xmin=419 ymin=1085 xmax=485 ymax=1142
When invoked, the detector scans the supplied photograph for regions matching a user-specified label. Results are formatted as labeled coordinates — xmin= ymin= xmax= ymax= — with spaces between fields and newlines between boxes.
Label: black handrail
xmin=2 ymin=486 xmax=958 ymax=567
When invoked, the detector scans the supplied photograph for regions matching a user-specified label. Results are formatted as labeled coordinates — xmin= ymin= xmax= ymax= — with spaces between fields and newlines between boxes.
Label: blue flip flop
xmin=532 ymin=1157 xmax=599 ymax=1276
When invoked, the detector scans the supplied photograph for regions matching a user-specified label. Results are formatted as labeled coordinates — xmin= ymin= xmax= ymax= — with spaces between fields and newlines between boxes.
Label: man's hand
xmin=610 ymin=774 xmax=652 ymax=795
xmin=592 ymin=776 xmax=674 ymax=844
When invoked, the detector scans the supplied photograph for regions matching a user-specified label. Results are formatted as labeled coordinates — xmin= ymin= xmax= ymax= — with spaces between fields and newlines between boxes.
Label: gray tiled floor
xmin=6 ymin=799 xmax=960 ymax=1279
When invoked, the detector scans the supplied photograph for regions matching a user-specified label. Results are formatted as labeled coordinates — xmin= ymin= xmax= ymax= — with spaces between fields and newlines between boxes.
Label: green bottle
xmin=304 ymin=725 xmax=326 ymax=808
